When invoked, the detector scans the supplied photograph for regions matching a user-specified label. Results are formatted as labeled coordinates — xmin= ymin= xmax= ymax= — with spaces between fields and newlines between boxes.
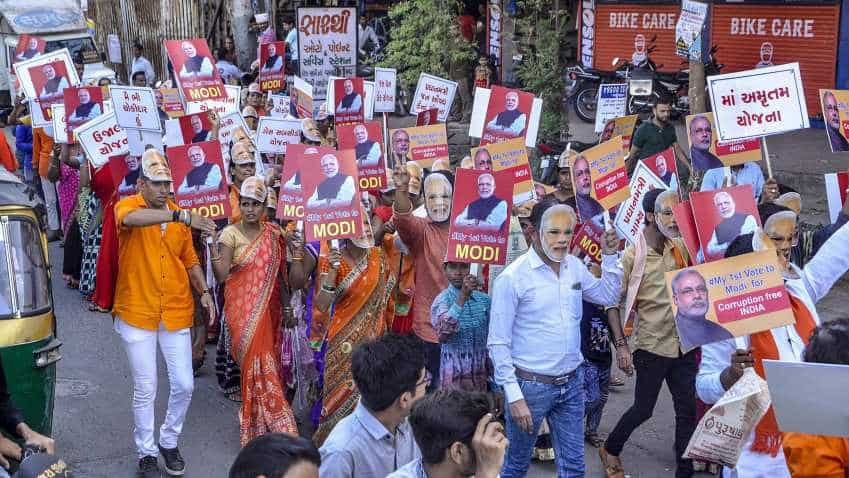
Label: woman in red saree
xmin=211 ymin=176 xmax=297 ymax=445
xmin=307 ymin=212 xmax=399 ymax=445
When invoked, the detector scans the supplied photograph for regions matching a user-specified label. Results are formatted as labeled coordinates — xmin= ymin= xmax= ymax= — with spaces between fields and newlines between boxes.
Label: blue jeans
xmin=503 ymin=368 xmax=585 ymax=478
xmin=583 ymin=360 xmax=611 ymax=435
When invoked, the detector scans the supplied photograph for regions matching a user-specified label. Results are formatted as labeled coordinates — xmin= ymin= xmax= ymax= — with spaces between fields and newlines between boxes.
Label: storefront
xmin=578 ymin=0 xmax=843 ymax=115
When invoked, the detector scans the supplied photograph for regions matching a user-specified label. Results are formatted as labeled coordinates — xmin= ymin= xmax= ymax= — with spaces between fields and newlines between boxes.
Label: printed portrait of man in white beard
xmin=423 ymin=172 xmax=453 ymax=223
xmin=537 ymin=204 xmax=578 ymax=263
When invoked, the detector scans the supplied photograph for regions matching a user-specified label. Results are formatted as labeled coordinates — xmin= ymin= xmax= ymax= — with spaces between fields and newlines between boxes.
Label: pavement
xmin=48 ymin=111 xmax=849 ymax=477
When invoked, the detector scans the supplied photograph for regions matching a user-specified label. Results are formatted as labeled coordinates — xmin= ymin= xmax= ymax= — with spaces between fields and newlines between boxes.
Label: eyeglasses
xmin=416 ymin=370 xmax=432 ymax=388
xmin=677 ymin=286 xmax=707 ymax=297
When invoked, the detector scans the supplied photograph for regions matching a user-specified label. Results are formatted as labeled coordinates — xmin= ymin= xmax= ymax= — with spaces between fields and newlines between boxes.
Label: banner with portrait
xmin=685 ymin=112 xmax=762 ymax=171
xmin=14 ymin=48 xmax=79 ymax=125
xmin=470 ymin=137 xmax=533 ymax=204
xmin=599 ymin=114 xmax=638 ymax=149
xmin=825 ymin=171 xmax=849 ymax=224
xmin=158 ymin=88 xmax=185 ymax=118
xmin=691 ymin=185 xmax=761 ymax=263
xmin=665 ymin=250 xmax=795 ymax=353
xmin=277 ymin=144 xmax=327 ymax=221
xmin=109 ymin=154 xmax=142 ymax=198
xmin=169 ymin=140 xmax=231 ymax=220
xmin=301 ymin=149 xmax=362 ymax=241
xmin=819 ymin=89 xmax=849 ymax=153
xmin=292 ymin=76 xmax=314 ymax=119
xmin=570 ymin=221 xmax=605 ymax=264
xmin=13 ymin=35 xmax=45 ymax=64
xmin=296 ymin=7 xmax=357 ymax=102
xmin=584 ymin=136 xmax=630 ymax=211
xmin=446 ymin=168 xmax=514 ymax=265
xmin=178 ymin=112 xmax=216 ymax=145
xmin=165 ymin=38 xmax=227 ymax=102
xmin=109 ymin=86 xmax=160 ymax=132
xmin=258 ymin=41 xmax=286 ymax=92
xmin=63 ymin=86 xmax=104 ymax=143
xmin=332 ymin=77 xmax=365 ymax=125
xmin=387 ymin=124 xmax=449 ymax=170
xmin=640 ymin=147 xmax=680 ymax=191
xmin=469 ymin=86 xmax=543 ymax=148
xmin=337 ymin=121 xmax=388 ymax=192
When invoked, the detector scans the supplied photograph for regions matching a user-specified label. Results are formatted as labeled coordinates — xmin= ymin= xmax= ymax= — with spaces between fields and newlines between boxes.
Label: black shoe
xmin=137 ymin=456 xmax=161 ymax=478
xmin=158 ymin=445 xmax=186 ymax=476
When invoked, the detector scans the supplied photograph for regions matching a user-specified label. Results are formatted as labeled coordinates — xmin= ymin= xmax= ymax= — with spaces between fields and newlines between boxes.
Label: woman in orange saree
xmin=308 ymin=230 xmax=398 ymax=445
xmin=212 ymin=177 xmax=297 ymax=445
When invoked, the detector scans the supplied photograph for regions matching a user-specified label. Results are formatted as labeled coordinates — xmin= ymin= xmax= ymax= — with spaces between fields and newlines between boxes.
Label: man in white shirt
xmin=215 ymin=48 xmax=242 ymax=84
xmin=283 ymin=17 xmax=298 ymax=61
xmin=130 ymin=42 xmax=156 ymax=87
xmin=489 ymin=199 xmax=622 ymax=477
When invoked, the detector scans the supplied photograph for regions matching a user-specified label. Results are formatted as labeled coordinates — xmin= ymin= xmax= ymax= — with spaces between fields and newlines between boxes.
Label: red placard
xmin=446 ymin=168 xmax=514 ymax=265
xmin=672 ymin=200 xmax=700 ymax=262
xmin=14 ymin=35 xmax=45 ymax=64
xmin=641 ymin=147 xmax=680 ymax=191
xmin=258 ymin=41 xmax=286 ymax=92
xmin=336 ymin=121 xmax=388 ymax=192
xmin=169 ymin=140 xmax=231 ymax=220
xmin=64 ymin=86 xmax=105 ymax=143
xmin=30 ymin=60 xmax=72 ymax=121
xmin=178 ymin=112 xmax=214 ymax=144
xmin=165 ymin=39 xmax=226 ymax=102
xmin=714 ymin=285 xmax=791 ymax=324
xmin=481 ymin=86 xmax=534 ymax=145
xmin=334 ymin=77 xmax=365 ymax=125
xmin=301 ymin=149 xmax=362 ymax=242
xmin=569 ymin=221 xmax=604 ymax=264
xmin=109 ymin=154 xmax=142 ymax=198
xmin=416 ymin=108 xmax=439 ymax=126
xmin=276 ymin=144 xmax=324 ymax=221
xmin=691 ymin=185 xmax=762 ymax=263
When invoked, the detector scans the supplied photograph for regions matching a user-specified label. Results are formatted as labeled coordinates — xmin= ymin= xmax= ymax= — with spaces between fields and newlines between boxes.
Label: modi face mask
xmin=764 ymin=211 xmax=798 ymax=273
xmin=423 ymin=173 xmax=452 ymax=223
xmin=538 ymin=204 xmax=576 ymax=263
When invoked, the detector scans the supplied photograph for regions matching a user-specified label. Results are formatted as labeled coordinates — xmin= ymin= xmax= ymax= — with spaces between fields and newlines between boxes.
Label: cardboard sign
xmin=107 ymin=34 xmax=122 ymax=63
xmin=707 ymin=63 xmax=809 ymax=142
xmin=178 ymin=112 xmax=215 ymax=145
xmin=63 ymin=86 xmax=104 ymax=143
xmin=584 ymin=136 xmax=630 ymax=210
xmin=387 ymin=124 xmax=449 ymax=170
xmin=686 ymin=112 xmax=763 ymax=171
xmin=641 ymin=147 xmax=680 ymax=191
xmin=109 ymin=86 xmax=160 ymax=132
xmin=169 ymin=140 xmax=230 ymax=220
xmin=599 ymin=114 xmax=638 ymax=149
xmin=410 ymin=73 xmax=458 ymax=123
xmin=51 ymin=104 xmax=68 ymax=144
xmin=374 ymin=67 xmax=396 ymax=113
xmin=255 ymin=117 xmax=301 ymax=154
xmin=337 ymin=121 xmax=387 ymax=192
xmin=75 ymin=112 xmax=128 ymax=168
xmin=158 ymin=88 xmax=185 ymax=118
xmin=217 ymin=111 xmax=251 ymax=167
xmin=594 ymin=83 xmax=628 ymax=134
xmin=824 ymin=171 xmax=849 ymax=224
xmin=470 ymin=137 xmax=534 ymax=204
xmin=819 ymin=89 xmax=849 ymax=153
xmin=332 ymin=77 xmax=365 ymax=125
xmin=416 ymin=108 xmax=439 ymax=126
xmin=763 ymin=360 xmax=849 ymax=439
xmin=675 ymin=0 xmax=707 ymax=60
xmin=292 ymin=76 xmax=313 ymax=119
xmin=447 ymin=168 xmax=514 ymax=265
xmin=165 ymin=38 xmax=226 ymax=102
xmin=296 ymin=7 xmax=357 ymax=102
xmin=469 ymin=86 xmax=543 ymax=148
xmin=614 ymin=161 xmax=667 ymax=244
xmin=126 ymin=128 xmax=163 ymax=157
xmin=184 ymin=84 xmax=240 ymax=116
xmin=301 ymin=149 xmax=362 ymax=242
xmin=14 ymin=49 xmax=79 ymax=124
xmin=269 ymin=93 xmax=291 ymax=118
xmin=277 ymin=144 xmax=322 ymax=221
xmin=673 ymin=200 xmax=701 ymax=262
xmin=110 ymin=154 xmax=142 ymax=198
xmin=13 ymin=35 xmax=45 ymax=64
xmin=258 ymin=41 xmax=286 ymax=92
xmin=570 ymin=221 xmax=605 ymax=264
xmin=665 ymin=250 xmax=794 ymax=353
xmin=691 ymin=185 xmax=761 ymax=263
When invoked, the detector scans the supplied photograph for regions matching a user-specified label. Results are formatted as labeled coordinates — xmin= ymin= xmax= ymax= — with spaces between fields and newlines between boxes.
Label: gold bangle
xmin=291 ymin=255 xmax=304 ymax=261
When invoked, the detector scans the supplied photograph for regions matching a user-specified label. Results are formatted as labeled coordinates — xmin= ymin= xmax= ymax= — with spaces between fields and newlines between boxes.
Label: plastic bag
xmin=684 ymin=367 xmax=772 ymax=468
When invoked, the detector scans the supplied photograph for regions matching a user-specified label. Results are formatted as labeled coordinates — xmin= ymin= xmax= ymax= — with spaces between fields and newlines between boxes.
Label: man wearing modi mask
xmin=488 ymin=199 xmax=621 ymax=476
xmin=393 ymin=163 xmax=455 ymax=391
xmin=694 ymin=203 xmax=849 ymax=478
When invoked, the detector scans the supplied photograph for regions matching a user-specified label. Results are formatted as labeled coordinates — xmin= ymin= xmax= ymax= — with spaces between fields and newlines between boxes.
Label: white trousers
xmin=40 ymin=177 xmax=59 ymax=231
xmin=114 ymin=318 xmax=194 ymax=458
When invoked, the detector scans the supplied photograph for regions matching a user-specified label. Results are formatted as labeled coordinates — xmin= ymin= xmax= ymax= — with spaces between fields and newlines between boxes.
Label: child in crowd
xmin=581 ymin=261 xmax=613 ymax=448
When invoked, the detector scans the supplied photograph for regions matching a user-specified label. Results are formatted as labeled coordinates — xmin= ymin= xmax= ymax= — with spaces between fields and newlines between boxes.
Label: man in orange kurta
xmin=112 ymin=150 xmax=216 ymax=478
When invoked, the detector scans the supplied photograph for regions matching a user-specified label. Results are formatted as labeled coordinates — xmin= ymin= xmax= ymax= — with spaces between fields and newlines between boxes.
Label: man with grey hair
xmin=822 ymin=90 xmax=849 ymax=152
xmin=671 ymin=269 xmax=733 ymax=352
xmin=688 ymin=115 xmax=723 ymax=171
xmin=484 ymin=91 xmax=527 ymax=138
xmin=705 ymin=191 xmax=758 ymax=260
xmin=306 ymin=153 xmax=356 ymax=208
xmin=454 ymin=173 xmax=507 ymax=230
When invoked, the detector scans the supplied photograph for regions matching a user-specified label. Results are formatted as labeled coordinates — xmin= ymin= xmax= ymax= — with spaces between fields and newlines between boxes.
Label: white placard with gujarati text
xmin=614 ymin=160 xmax=668 ymax=244
xmin=707 ymin=63 xmax=809 ymax=142
xmin=297 ymin=7 xmax=357 ymax=102
xmin=410 ymin=73 xmax=457 ymax=123
xmin=51 ymin=104 xmax=68 ymax=144
xmin=109 ymin=86 xmax=161 ymax=132
xmin=75 ymin=112 xmax=128 ymax=167
xmin=255 ymin=117 xmax=302 ymax=154
xmin=374 ymin=67 xmax=396 ymax=113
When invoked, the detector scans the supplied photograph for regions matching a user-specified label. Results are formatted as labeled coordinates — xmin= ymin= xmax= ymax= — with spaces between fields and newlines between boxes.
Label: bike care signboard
xmin=594 ymin=83 xmax=628 ymax=134
xmin=297 ymin=7 xmax=357 ymax=103
xmin=708 ymin=63 xmax=809 ymax=142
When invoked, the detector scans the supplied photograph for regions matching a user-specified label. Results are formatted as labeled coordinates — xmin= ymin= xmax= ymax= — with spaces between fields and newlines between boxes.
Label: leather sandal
xmin=598 ymin=446 xmax=625 ymax=478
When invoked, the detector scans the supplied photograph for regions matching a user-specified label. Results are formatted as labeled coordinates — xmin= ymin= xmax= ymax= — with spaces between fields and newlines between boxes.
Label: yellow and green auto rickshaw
xmin=0 ymin=174 xmax=61 ymax=436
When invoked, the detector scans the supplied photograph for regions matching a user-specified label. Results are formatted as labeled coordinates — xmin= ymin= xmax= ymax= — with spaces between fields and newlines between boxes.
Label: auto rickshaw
xmin=0 ymin=173 xmax=61 ymax=436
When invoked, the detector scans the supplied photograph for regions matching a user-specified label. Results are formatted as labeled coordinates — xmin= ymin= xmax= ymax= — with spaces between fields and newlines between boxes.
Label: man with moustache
xmin=572 ymin=155 xmax=605 ymax=227
xmin=353 ymin=124 xmax=382 ymax=168
xmin=600 ymin=189 xmax=697 ymax=478
xmin=391 ymin=129 xmax=412 ymax=168
xmin=178 ymin=41 xmax=214 ymax=78
xmin=822 ymin=90 xmax=849 ymax=152
xmin=306 ymin=154 xmax=356 ymax=208
xmin=473 ymin=148 xmax=493 ymax=171
xmin=705 ymin=191 xmax=758 ymax=260
xmin=118 ymin=155 xmax=141 ymax=195
xmin=489 ymin=199 xmax=621 ymax=476
xmin=484 ymin=91 xmax=527 ymax=139
xmin=454 ymin=173 xmax=507 ymax=230
xmin=671 ymin=269 xmax=732 ymax=352
xmin=688 ymin=115 xmax=723 ymax=171
xmin=630 ymin=97 xmax=690 ymax=184
xmin=393 ymin=163 xmax=454 ymax=391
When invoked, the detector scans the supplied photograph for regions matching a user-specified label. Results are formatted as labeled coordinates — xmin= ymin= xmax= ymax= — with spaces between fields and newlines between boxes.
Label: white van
xmin=0 ymin=0 xmax=116 ymax=105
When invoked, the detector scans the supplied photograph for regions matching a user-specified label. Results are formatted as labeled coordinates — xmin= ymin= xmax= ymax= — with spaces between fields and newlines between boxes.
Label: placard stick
xmin=603 ymin=210 xmax=612 ymax=231
xmin=761 ymin=137 xmax=773 ymax=179
xmin=382 ymin=112 xmax=390 ymax=164
xmin=330 ymin=239 xmax=341 ymax=268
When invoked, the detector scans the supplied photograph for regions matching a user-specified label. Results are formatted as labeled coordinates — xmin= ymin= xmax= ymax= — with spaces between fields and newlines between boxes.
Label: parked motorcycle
xmin=536 ymin=138 xmax=597 ymax=186
xmin=564 ymin=64 xmax=623 ymax=123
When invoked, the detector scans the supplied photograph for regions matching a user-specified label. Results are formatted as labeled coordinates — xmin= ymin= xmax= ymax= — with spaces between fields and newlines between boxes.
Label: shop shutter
xmin=593 ymin=4 xmax=682 ymax=73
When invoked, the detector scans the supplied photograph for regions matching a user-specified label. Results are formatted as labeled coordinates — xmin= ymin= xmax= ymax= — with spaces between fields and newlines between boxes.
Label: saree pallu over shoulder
xmin=224 ymin=223 xmax=297 ymax=445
